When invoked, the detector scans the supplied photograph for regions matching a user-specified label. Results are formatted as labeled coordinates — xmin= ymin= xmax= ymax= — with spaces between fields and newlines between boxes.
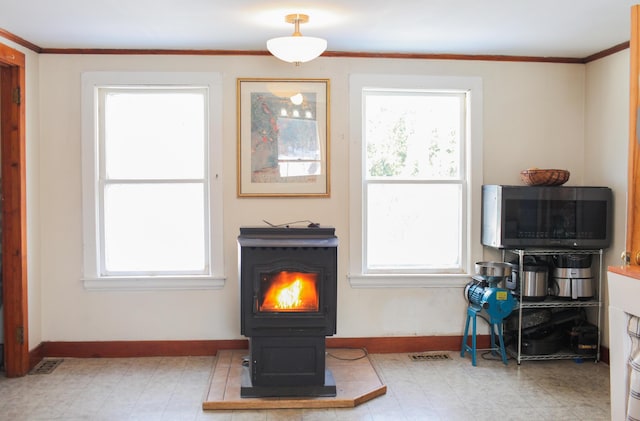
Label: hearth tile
xmin=202 ymin=349 xmax=386 ymax=410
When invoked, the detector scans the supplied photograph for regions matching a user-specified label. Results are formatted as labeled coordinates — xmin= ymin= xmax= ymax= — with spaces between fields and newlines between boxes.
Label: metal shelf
xmin=506 ymin=346 xmax=597 ymax=361
xmin=503 ymin=248 xmax=602 ymax=256
xmin=515 ymin=299 xmax=601 ymax=309
xmin=499 ymin=248 xmax=603 ymax=364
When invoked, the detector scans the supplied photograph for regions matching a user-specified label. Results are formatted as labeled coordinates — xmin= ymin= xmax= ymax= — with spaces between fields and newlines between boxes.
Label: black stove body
xmin=238 ymin=226 xmax=338 ymax=397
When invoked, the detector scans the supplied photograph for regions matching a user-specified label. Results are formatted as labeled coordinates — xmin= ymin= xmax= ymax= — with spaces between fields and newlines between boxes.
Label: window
xmin=349 ymin=75 xmax=483 ymax=287
xmin=81 ymin=72 xmax=224 ymax=290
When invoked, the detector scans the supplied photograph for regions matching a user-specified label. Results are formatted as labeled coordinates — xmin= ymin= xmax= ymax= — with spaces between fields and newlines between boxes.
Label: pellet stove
xmin=238 ymin=226 xmax=338 ymax=398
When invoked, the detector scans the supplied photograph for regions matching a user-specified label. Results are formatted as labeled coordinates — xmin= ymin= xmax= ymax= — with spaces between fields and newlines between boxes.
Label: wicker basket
xmin=520 ymin=169 xmax=570 ymax=186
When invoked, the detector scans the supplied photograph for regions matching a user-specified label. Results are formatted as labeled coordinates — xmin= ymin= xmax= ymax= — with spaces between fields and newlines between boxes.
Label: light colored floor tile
xmin=0 ymin=352 xmax=611 ymax=420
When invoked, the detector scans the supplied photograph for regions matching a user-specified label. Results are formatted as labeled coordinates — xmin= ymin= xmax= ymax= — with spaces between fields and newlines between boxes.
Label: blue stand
xmin=460 ymin=305 xmax=508 ymax=366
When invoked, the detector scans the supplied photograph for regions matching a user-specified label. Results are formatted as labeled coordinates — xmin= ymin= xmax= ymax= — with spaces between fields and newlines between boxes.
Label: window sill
xmin=83 ymin=275 xmax=226 ymax=291
xmin=347 ymin=273 xmax=472 ymax=288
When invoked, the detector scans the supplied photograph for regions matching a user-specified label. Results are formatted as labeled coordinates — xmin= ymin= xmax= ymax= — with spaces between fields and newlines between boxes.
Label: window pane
xmin=104 ymin=90 xmax=205 ymax=180
xmin=365 ymin=93 xmax=462 ymax=180
xmin=103 ymin=183 xmax=206 ymax=273
xmin=366 ymin=184 xmax=461 ymax=270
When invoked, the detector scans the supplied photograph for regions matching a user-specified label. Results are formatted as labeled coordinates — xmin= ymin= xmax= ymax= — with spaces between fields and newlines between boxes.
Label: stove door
xmin=249 ymin=336 xmax=326 ymax=387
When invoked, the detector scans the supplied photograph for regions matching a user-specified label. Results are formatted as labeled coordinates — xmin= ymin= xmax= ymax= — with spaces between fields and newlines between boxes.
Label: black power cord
xmin=326 ymin=347 xmax=369 ymax=361
xmin=263 ymin=219 xmax=319 ymax=228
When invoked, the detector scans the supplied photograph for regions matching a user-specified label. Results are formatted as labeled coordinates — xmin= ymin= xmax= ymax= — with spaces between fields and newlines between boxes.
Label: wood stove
xmin=238 ymin=226 xmax=338 ymax=398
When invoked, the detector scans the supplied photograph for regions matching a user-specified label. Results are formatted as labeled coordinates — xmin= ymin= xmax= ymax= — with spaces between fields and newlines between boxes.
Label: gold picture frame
xmin=237 ymin=78 xmax=330 ymax=197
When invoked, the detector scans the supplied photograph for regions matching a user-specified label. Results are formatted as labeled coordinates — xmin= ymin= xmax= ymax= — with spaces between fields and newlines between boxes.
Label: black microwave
xmin=481 ymin=185 xmax=613 ymax=249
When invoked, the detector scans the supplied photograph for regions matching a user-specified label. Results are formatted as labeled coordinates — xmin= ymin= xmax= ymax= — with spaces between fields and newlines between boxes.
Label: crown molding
xmin=0 ymin=27 xmax=630 ymax=64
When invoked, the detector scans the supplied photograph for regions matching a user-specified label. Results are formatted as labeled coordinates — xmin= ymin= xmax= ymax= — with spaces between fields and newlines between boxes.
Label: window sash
xmin=95 ymin=86 xmax=211 ymax=277
xmin=363 ymin=90 xmax=466 ymax=182
xmin=363 ymin=179 xmax=464 ymax=273
xmin=100 ymin=88 xmax=207 ymax=180
xmin=362 ymin=90 xmax=468 ymax=273
xmin=99 ymin=181 xmax=208 ymax=276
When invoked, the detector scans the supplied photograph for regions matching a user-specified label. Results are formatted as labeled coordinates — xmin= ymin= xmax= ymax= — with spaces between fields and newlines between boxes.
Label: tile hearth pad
xmin=203 ymin=348 xmax=386 ymax=410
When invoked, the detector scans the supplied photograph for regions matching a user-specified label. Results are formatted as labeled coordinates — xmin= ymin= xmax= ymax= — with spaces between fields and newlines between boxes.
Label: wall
xmin=585 ymin=49 xmax=630 ymax=348
xmin=35 ymin=54 xmax=589 ymax=342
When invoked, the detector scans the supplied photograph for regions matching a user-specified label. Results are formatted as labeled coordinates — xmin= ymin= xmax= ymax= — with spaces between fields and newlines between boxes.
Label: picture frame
xmin=237 ymin=78 xmax=330 ymax=197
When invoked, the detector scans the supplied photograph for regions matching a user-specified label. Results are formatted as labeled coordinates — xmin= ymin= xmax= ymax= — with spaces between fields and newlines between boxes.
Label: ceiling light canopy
xmin=267 ymin=14 xmax=327 ymax=65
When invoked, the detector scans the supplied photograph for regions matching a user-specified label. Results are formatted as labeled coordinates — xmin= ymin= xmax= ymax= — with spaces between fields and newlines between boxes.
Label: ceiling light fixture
xmin=267 ymin=13 xmax=327 ymax=66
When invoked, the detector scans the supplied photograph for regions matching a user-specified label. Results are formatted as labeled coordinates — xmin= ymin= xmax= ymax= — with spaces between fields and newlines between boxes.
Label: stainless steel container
xmin=475 ymin=261 xmax=514 ymax=278
xmin=474 ymin=261 xmax=514 ymax=288
xmin=552 ymin=267 xmax=593 ymax=300
xmin=520 ymin=264 xmax=548 ymax=300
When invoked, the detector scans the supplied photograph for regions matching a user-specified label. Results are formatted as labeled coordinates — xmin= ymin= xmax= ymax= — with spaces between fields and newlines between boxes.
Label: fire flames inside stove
xmin=260 ymin=271 xmax=319 ymax=312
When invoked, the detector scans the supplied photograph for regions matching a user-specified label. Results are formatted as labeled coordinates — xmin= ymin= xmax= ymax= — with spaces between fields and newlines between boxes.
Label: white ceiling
xmin=0 ymin=0 xmax=637 ymax=58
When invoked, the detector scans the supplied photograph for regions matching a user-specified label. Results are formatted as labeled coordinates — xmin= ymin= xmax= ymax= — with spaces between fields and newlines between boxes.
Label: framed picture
xmin=237 ymin=78 xmax=330 ymax=197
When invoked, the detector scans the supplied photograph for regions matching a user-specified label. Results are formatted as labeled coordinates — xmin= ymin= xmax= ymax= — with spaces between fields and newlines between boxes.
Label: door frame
xmin=628 ymin=6 xmax=640 ymax=263
xmin=0 ymin=42 xmax=29 ymax=377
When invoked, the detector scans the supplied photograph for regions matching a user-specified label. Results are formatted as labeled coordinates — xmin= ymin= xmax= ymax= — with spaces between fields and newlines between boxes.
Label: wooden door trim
xmin=0 ymin=42 xmax=28 ymax=377
xmin=628 ymin=6 xmax=640 ymax=260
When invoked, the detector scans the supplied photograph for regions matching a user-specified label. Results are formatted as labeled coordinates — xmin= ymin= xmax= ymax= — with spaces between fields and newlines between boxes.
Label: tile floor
xmin=0 ymin=350 xmax=610 ymax=420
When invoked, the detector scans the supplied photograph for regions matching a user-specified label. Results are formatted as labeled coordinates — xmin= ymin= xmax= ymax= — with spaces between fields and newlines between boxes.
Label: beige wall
xmin=1 ymin=44 xmax=628 ymax=348
xmin=585 ymin=49 xmax=630 ymax=348
xmin=0 ymin=37 xmax=628 ymax=348
xmin=31 ymin=53 xmax=597 ymax=342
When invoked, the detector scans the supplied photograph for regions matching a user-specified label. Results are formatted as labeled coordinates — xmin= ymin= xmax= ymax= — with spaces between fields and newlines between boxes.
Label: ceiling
xmin=0 ymin=0 xmax=637 ymax=58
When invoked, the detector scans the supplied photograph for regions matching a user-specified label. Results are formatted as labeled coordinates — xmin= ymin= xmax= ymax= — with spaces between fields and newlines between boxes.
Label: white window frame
xmin=81 ymin=72 xmax=225 ymax=291
xmin=348 ymin=74 xmax=483 ymax=288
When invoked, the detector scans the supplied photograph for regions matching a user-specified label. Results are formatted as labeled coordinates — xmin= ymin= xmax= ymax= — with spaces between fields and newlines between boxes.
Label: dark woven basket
xmin=520 ymin=169 xmax=570 ymax=186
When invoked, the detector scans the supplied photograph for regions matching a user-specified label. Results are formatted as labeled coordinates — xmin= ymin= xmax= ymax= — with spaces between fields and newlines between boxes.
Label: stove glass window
xmin=259 ymin=271 xmax=319 ymax=312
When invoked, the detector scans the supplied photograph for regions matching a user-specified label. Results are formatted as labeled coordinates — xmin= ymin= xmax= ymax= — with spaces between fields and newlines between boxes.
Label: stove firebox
xmin=238 ymin=227 xmax=338 ymax=398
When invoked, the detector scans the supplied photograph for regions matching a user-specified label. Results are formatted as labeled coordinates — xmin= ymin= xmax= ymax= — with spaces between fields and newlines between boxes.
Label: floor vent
xmin=30 ymin=359 xmax=63 ymax=375
xmin=409 ymin=352 xmax=451 ymax=361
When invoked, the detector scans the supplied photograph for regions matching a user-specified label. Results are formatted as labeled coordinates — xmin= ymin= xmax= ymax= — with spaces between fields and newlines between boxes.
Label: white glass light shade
xmin=267 ymin=36 xmax=327 ymax=64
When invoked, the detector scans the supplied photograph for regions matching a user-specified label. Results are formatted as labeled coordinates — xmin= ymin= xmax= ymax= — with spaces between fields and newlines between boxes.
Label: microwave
xmin=481 ymin=185 xmax=613 ymax=249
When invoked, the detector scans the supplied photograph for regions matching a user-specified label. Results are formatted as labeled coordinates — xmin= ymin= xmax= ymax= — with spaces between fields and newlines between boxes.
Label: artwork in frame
xmin=237 ymin=78 xmax=330 ymax=197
